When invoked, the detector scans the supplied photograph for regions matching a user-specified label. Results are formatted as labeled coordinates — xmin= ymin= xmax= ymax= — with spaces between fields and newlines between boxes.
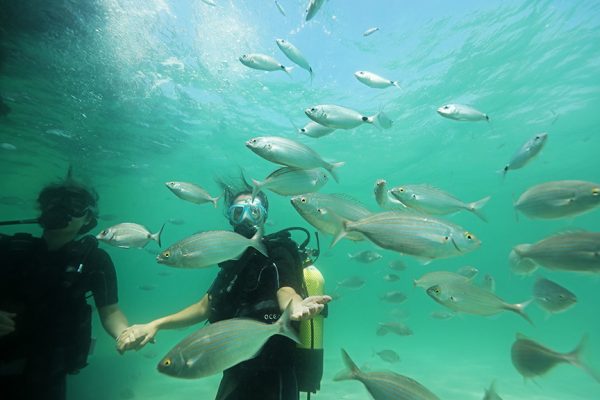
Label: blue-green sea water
xmin=1 ymin=1 xmax=600 ymax=399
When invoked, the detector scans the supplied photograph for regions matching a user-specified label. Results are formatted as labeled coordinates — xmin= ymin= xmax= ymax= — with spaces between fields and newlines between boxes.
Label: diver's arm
xmin=98 ymin=303 xmax=129 ymax=339
xmin=277 ymin=286 xmax=331 ymax=321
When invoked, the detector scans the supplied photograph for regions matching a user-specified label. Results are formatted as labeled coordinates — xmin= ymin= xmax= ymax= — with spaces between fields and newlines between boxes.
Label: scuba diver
xmin=0 ymin=178 xmax=131 ymax=400
xmin=117 ymin=176 xmax=331 ymax=400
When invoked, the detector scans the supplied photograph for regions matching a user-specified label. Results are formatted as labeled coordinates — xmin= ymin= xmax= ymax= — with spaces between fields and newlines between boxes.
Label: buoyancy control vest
xmin=0 ymin=233 xmax=98 ymax=374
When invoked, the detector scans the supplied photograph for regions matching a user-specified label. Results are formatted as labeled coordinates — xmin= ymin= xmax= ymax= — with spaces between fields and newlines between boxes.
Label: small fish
xmin=511 ymin=333 xmax=600 ymax=382
xmin=305 ymin=0 xmax=325 ymax=21
xmin=533 ymin=277 xmax=577 ymax=314
xmin=336 ymin=276 xmax=366 ymax=289
xmin=363 ymin=27 xmax=380 ymax=36
xmin=276 ymin=39 xmax=313 ymax=80
xmin=481 ymin=274 xmax=496 ymax=292
xmin=251 ymin=167 xmax=328 ymax=199
xmin=201 ymin=0 xmax=216 ymax=6
xmin=274 ymin=0 xmax=286 ymax=16
xmin=414 ymin=271 xmax=471 ymax=289
xmin=0 ymin=143 xmax=17 ymax=151
xmin=246 ymin=136 xmax=344 ymax=182
xmin=390 ymin=185 xmax=490 ymax=221
xmin=437 ymin=103 xmax=489 ymax=122
xmin=502 ymin=132 xmax=548 ymax=177
xmin=158 ymin=303 xmax=298 ymax=379
xmin=239 ymin=53 xmax=293 ymax=75
xmin=374 ymin=179 xmax=407 ymax=210
xmin=355 ymin=71 xmax=400 ymax=89
xmin=510 ymin=231 xmax=600 ymax=274
xmin=156 ymin=229 xmax=267 ymax=269
xmin=377 ymin=321 xmax=412 ymax=336
xmin=514 ymin=180 xmax=600 ymax=219
xmin=374 ymin=349 xmax=400 ymax=363
xmin=483 ymin=381 xmax=503 ymax=400
xmin=348 ymin=250 xmax=383 ymax=263
xmin=456 ymin=265 xmax=479 ymax=279
xmin=430 ymin=311 xmax=455 ymax=320
xmin=380 ymin=291 xmax=407 ymax=304
xmin=165 ymin=181 xmax=221 ymax=207
xmin=383 ymin=274 xmax=400 ymax=282
xmin=305 ymin=104 xmax=392 ymax=130
xmin=388 ymin=259 xmax=406 ymax=271
xmin=334 ymin=349 xmax=440 ymax=400
xmin=426 ymin=282 xmax=532 ymax=324
xmin=97 ymin=223 xmax=164 ymax=249
xmin=297 ymin=121 xmax=336 ymax=138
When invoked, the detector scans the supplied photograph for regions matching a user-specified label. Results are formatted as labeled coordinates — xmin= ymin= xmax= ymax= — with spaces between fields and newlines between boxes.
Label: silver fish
xmin=374 ymin=179 xmax=407 ymax=210
xmin=515 ymin=180 xmax=600 ymax=219
xmin=511 ymin=333 xmax=600 ymax=382
xmin=426 ymin=281 xmax=532 ymax=324
xmin=374 ymin=349 xmax=400 ymax=363
xmin=456 ymin=265 xmax=479 ymax=279
xmin=380 ymin=291 xmax=407 ymax=304
xmin=336 ymin=276 xmax=366 ymax=289
xmin=297 ymin=121 xmax=336 ymax=138
xmin=376 ymin=321 xmax=412 ymax=336
xmin=355 ymin=71 xmax=400 ymax=89
xmin=305 ymin=104 xmax=392 ymax=130
xmin=414 ymin=270 xmax=471 ymax=289
xmin=363 ymin=27 xmax=380 ymax=36
xmin=158 ymin=303 xmax=298 ymax=379
xmin=502 ymin=132 xmax=548 ymax=177
xmin=483 ymin=381 xmax=503 ymax=400
xmin=430 ymin=311 xmax=455 ymax=320
xmin=533 ymin=277 xmax=577 ymax=314
xmin=276 ymin=39 xmax=313 ymax=80
xmin=246 ymin=136 xmax=344 ymax=182
xmin=274 ymin=0 xmax=286 ymax=16
xmin=390 ymin=184 xmax=490 ymax=221
xmin=437 ymin=103 xmax=489 ymax=121
xmin=156 ymin=229 xmax=267 ymax=268
xmin=348 ymin=250 xmax=383 ymax=263
xmin=165 ymin=181 xmax=220 ymax=207
xmin=305 ymin=0 xmax=325 ymax=21
xmin=96 ymin=223 xmax=164 ymax=249
xmin=239 ymin=53 xmax=292 ymax=75
xmin=510 ymin=231 xmax=600 ymax=274
xmin=334 ymin=349 xmax=440 ymax=400
xmin=388 ymin=259 xmax=406 ymax=271
xmin=251 ymin=167 xmax=328 ymax=199
xmin=333 ymin=211 xmax=481 ymax=263
xmin=383 ymin=274 xmax=400 ymax=282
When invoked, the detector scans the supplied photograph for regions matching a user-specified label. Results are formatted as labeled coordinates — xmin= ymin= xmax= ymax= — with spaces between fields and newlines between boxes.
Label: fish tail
xmin=309 ymin=67 xmax=314 ymax=84
xmin=567 ymin=334 xmax=600 ymax=383
xmin=152 ymin=224 xmax=165 ymax=248
xmin=250 ymin=227 xmax=268 ymax=257
xmin=326 ymin=161 xmax=345 ymax=183
xmin=333 ymin=349 xmax=361 ymax=381
xmin=330 ymin=220 xmax=349 ymax=248
xmin=392 ymin=81 xmax=401 ymax=89
xmin=372 ymin=111 xmax=393 ymax=129
xmin=212 ymin=194 xmax=222 ymax=208
xmin=510 ymin=299 xmax=534 ymax=325
xmin=469 ymin=195 xmax=491 ymax=222
xmin=276 ymin=301 xmax=300 ymax=344
xmin=251 ymin=179 xmax=263 ymax=200
xmin=282 ymin=65 xmax=294 ymax=77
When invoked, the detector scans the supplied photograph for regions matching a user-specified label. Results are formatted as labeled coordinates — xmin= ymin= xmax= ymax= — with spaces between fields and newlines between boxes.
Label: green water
xmin=1 ymin=0 xmax=599 ymax=399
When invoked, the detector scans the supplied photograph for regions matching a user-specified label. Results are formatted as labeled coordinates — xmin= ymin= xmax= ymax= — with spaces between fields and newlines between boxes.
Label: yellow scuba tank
xmin=296 ymin=264 xmax=326 ymax=395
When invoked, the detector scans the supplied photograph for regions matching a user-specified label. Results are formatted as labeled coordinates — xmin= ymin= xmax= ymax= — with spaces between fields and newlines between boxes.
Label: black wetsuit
xmin=0 ymin=234 xmax=119 ymax=400
xmin=207 ymin=236 xmax=305 ymax=400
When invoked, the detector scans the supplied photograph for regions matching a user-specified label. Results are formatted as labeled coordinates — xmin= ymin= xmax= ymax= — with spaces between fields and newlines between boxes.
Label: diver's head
xmin=227 ymin=192 xmax=268 ymax=238
xmin=37 ymin=182 xmax=99 ymax=235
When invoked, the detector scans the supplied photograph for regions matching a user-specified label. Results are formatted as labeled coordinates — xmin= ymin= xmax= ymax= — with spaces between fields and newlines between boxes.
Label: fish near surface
xmin=165 ymin=181 xmax=220 ymax=207
xmin=502 ymin=132 xmax=548 ymax=177
xmin=239 ymin=53 xmax=293 ymax=75
xmin=437 ymin=103 xmax=489 ymax=121
xmin=305 ymin=104 xmax=392 ymax=130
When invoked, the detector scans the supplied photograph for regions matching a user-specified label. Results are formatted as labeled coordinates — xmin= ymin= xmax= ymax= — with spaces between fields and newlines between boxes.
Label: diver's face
xmin=44 ymin=211 xmax=92 ymax=237
xmin=228 ymin=194 xmax=267 ymax=238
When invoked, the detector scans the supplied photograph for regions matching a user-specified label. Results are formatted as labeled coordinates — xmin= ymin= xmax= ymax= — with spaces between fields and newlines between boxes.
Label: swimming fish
xmin=388 ymin=259 xmax=406 ymax=271
xmin=363 ymin=27 xmax=380 ymax=36
xmin=165 ymin=181 xmax=221 ymax=207
xmin=374 ymin=179 xmax=407 ymax=210
xmin=511 ymin=333 xmax=600 ymax=382
xmin=456 ymin=265 xmax=479 ymax=279
xmin=336 ymin=276 xmax=366 ymax=289
xmin=533 ymin=277 xmax=577 ymax=314
xmin=389 ymin=184 xmax=490 ymax=221
xmin=383 ymin=274 xmax=400 ymax=282
xmin=413 ymin=270 xmax=471 ymax=289
xmin=239 ymin=53 xmax=293 ymax=75
xmin=276 ymin=39 xmax=313 ymax=80
xmin=96 ymin=223 xmax=164 ymax=249
xmin=305 ymin=0 xmax=325 ymax=21
xmin=510 ymin=231 xmax=600 ymax=274
xmin=355 ymin=71 xmax=400 ymax=89
xmin=297 ymin=120 xmax=336 ymax=138
xmin=374 ymin=349 xmax=400 ymax=363
xmin=246 ymin=136 xmax=344 ymax=182
xmin=251 ymin=167 xmax=328 ymax=199
xmin=348 ymin=250 xmax=383 ymax=263
xmin=376 ymin=321 xmax=412 ymax=336
xmin=514 ymin=180 xmax=600 ymax=219
xmin=380 ymin=291 xmax=408 ymax=304
xmin=305 ymin=104 xmax=393 ymax=130
xmin=437 ymin=103 xmax=489 ymax=122
xmin=274 ymin=0 xmax=286 ymax=16
xmin=483 ymin=381 xmax=503 ymax=400
xmin=334 ymin=349 xmax=440 ymax=400
xmin=156 ymin=229 xmax=267 ymax=268
xmin=158 ymin=303 xmax=298 ymax=379
xmin=502 ymin=132 xmax=548 ymax=177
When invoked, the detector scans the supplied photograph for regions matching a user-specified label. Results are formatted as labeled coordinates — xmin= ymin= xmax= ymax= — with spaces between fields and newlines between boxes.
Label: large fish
xmin=502 ymin=132 xmax=548 ymax=177
xmin=509 ymin=231 xmax=600 ymax=274
xmin=156 ymin=229 xmax=267 ymax=268
xmin=437 ymin=103 xmax=489 ymax=121
xmin=332 ymin=211 xmax=480 ymax=263
xmin=276 ymin=39 xmax=313 ymax=80
xmin=251 ymin=167 xmax=328 ymax=199
xmin=96 ymin=222 xmax=164 ymax=249
xmin=165 ymin=181 xmax=221 ymax=207
xmin=533 ymin=277 xmax=577 ymax=314
xmin=158 ymin=303 xmax=298 ymax=379
xmin=246 ymin=136 xmax=344 ymax=182
xmin=514 ymin=180 xmax=600 ymax=219
xmin=305 ymin=104 xmax=392 ymax=130
xmin=426 ymin=281 xmax=532 ymax=324
xmin=334 ymin=349 xmax=440 ymax=400
xmin=389 ymin=184 xmax=490 ymax=221
xmin=511 ymin=333 xmax=600 ymax=382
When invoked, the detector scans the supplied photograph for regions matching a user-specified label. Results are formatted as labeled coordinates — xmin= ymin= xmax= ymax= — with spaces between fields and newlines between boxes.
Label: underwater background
xmin=1 ymin=0 xmax=599 ymax=399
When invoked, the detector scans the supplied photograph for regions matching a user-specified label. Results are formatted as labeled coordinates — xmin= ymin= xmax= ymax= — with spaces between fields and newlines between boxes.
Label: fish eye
xmin=163 ymin=251 xmax=170 ymax=258
xmin=411 ymin=194 xmax=417 ymax=199
xmin=443 ymin=105 xmax=449 ymax=109
xmin=465 ymin=232 xmax=473 ymax=240
xmin=310 ymin=107 xmax=316 ymax=112
xmin=162 ymin=358 xmax=172 ymax=366
xmin=300 ymin=128 xmax=306 ymax=133
xmin=101 ymin=230 xmax=108 ymax=235
xmin=398 ymin=187 xmax=404 ymax=192
xmin=592 ymin=188 xmax=600 ymax=196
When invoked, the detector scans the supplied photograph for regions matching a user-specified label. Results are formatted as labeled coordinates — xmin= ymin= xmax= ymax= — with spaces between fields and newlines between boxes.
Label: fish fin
xmin=372 ymin=111 xmax=393 ymax=129
xmin=212 ymin=194 xmax=222 ymax=208
xmin=333 ymin=349 xmax=361 ymax=381
xmin=250 ymin=228 xmax=268 ymax=257
xmin=330 ymin=220 xmax=348 ymax=248
xmin=567 ymin=334 xmax=600 ymax=383
xmin=392 ymin=80 xmax=401 ymax=89
xmin=326 ymin=161 xmax=345 ymax=183
xmin=414 ymin=256 xmax=433 ymax=265
xmin=152 ymin=224 xmax=165 ymax=248
xmin=309 ymin=67 xmax=314 ymax=85
xmin=282 ymin=65 xmax=294 ymax=77
xmin=275 ymin=301 xmax=300 ymax=344
xmin=469 ymin=195 xmax=491 ymax=222
xmin=509 ymin=299 xmax=534 ymax=325
xmin=251 ymin=179 xmax=263 ymax=200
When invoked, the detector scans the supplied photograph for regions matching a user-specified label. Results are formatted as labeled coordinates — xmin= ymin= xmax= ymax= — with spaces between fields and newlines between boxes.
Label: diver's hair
xmin=215 ymin=169 xmax=269 ymax=211
xmin=37 ymin=180 xmax=99 ymax=216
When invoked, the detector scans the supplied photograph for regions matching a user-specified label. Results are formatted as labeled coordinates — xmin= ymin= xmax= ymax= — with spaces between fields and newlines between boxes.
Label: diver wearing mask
xmin=116 ymin=177 xmax=331 ymax=400
xmin=0 ymin=181 xmax=130 ymax=400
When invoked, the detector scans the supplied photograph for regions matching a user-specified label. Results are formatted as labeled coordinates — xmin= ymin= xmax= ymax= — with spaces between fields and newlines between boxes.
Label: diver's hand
xmin=0 ymin=310 xmax=16 ymax=337
xmin=116 ymin=323 xmax=157 ymax=354
xmin=291 ymin=295 xmax=332 ymax=321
